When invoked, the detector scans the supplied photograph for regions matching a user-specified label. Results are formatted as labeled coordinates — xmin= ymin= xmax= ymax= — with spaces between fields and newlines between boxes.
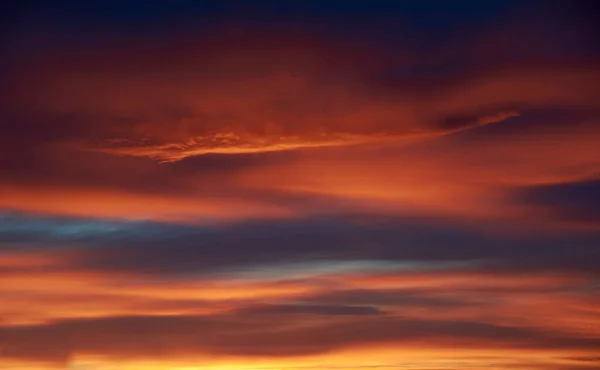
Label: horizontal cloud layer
xmin=1 ymin=1 xmax=599 ymax=369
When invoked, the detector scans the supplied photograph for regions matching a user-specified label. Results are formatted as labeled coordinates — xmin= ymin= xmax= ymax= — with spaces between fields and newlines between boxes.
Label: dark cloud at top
xmin=0 ymin=0 xmax=597 ymax=196
xmin=7 ymin=0 xmax=521 ymax=34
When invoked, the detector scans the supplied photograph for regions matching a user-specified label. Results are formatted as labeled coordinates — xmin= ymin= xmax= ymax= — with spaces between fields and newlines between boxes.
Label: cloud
xmin=1 ymin=217 xmax=598 ymax=367
xmin=516 ymin=178 xmax=600 ymax=226
xmin=2 ymin=313 xmax=599 ymax=365
xmin=1 ymin=4 xmax=599 ymax=369
xmin=234 ymin=303 xmax=385 ymax=316
xmin=1 ymin=231 xmax=597 ymax=327
xmin=2 ymin=213 xmax=598 ymax=277
xmin=1 ymin=13 xmax=598 ymax=229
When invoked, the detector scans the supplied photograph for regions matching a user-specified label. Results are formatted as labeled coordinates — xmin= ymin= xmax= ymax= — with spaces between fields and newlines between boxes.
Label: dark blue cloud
xmin=0 ymin=211 xmax=209 ymax=246
xmin=518 ymin=179 xmax=600 ymax=224
xmin=13 ymin=0 xmax=520 ymax=29
xmin=3 ymin=212 xmax=597 ymax=275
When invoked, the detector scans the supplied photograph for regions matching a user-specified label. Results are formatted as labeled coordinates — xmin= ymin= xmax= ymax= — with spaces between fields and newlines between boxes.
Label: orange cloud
xmin=14 ymin=30 xmax=598 ymax=164
xmin=1 ymin=243 xmax=599 ymax=369
xmin=1 ymin=26 xmax=597 ymax=230
xmin=0 ymin=184 xmax=294 ymax=223
xmin=1 ymin=12 xmax=599 ymax=370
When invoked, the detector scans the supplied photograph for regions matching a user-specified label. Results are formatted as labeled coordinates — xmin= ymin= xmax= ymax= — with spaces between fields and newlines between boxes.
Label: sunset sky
xmin=1 ymin=1 xmax=599 ymax=369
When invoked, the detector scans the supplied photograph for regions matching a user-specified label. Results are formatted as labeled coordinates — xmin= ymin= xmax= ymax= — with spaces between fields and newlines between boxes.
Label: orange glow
xmin=2 ymin=7 xmax=599 ymax=370
xmin=0 ymin=184 xmax=294 ymax=223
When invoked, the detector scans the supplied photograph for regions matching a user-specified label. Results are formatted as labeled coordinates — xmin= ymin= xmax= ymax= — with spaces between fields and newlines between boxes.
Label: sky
xmin=1 ymin=1 xmax=599 ymax=369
